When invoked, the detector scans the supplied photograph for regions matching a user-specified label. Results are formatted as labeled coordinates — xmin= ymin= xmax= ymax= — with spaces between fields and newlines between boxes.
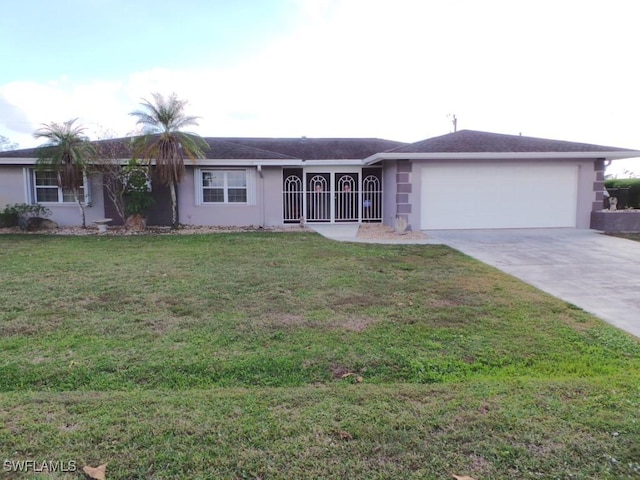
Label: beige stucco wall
xmin=0 ymin=168 xmax=106 ymax=227
xmin=262 ymin=166 xmax=286 ymax=226
xmin=178 ymin=166 xmax=285 ymax=227
xmin=0 ymin=166 xmax=28 ymax=206
xmin=576 ymin=160 xmax=598 ymax=228
xmin=39 ymin=172 xmax=106 ymax=227
xmin=381 ymin=161 xmax=397 ymax=227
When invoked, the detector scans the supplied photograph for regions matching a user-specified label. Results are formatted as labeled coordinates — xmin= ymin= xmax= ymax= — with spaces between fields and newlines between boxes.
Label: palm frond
xmin=34 ymin=118 xmax=95 ymax=190
xmin=129 ymin=92 xmax=205 ymax=185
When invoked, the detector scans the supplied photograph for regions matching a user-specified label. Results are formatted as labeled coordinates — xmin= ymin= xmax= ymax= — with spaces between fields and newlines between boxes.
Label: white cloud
xmin=1 ymin=0 xmax=639 ymax=160
xmin=0 ymin=78 xmax=133 ymax=147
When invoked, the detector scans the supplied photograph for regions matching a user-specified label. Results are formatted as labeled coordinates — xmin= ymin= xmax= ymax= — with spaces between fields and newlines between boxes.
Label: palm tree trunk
xmin=170 ymin=180 xmax=178 ymax=228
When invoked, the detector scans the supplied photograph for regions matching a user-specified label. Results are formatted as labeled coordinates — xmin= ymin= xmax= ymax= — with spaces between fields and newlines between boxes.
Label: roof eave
xmin=302 ymin=159 xmax=364 ymax=166
xmin=0 ymin=158 xmax=307 ymax=167
xmin=363 ymin=151 xmax=640 ymax=165
xmin=189 ymin=159 xmax=364 ymax=167
xmin=0 ymin=158 xmax=37 ymax=165
xmin=186 ymin=159 xmax=304 ymax=166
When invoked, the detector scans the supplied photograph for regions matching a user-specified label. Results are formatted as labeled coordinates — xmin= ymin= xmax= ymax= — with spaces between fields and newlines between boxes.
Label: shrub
xmin=0 ymin=206 xmax=17 ymax=227
xmin=604 ymin=178 xmax=640 ymax=208
xmin=0 ymin=203 xmax=52 ymax=227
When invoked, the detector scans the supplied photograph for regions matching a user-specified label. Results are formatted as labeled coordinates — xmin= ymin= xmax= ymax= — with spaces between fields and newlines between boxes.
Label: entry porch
xmin=282 ymin=167 xmax=382 ymax=224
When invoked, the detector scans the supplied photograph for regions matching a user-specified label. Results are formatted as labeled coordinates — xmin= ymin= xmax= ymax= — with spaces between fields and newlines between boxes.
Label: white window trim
xmin=23 ymin=167 xmax=32 ymax=204
xmin=196 ymin=168 xmax=255 ymax=205
xmin=30 ymin=169 xmax=91 ymax=205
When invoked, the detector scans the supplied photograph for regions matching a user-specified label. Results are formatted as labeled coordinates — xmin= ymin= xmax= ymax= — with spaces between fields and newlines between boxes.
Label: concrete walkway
xmin=425 ymin=229 xmax=640 ymax=338
xmin=307 ymin=224 xmax=360 ymax=241
xmin=306 ymin=224 xmax=433 ymax=244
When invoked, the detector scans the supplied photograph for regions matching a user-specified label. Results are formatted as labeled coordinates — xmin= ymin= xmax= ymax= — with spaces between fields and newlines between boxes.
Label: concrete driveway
xmin=425 ymin=228 xmax=640 ymax=338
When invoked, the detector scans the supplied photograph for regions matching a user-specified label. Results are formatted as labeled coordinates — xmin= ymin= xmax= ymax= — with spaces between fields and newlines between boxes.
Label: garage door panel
xmin=421 ymin=163 xmax=578 ymax=230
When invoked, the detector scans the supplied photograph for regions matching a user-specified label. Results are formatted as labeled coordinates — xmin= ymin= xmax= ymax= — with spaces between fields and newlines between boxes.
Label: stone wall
xmin=590 ymin=211 xmax=640 ymax=232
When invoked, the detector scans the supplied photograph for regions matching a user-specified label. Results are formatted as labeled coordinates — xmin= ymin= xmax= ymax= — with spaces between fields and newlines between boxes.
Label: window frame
xmin=197 ymin=168 xmax=253 ymax=205
xmin=31 ymin=169 xmax=90 ymax=205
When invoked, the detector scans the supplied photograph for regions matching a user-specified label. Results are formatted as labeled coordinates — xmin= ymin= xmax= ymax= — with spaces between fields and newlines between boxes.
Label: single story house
xmin=0 ymin=130 xmax=638 ymax=230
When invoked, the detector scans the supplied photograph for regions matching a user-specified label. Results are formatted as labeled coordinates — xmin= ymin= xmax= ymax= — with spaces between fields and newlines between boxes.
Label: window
xmin=201 ymin=170 xmax=248 ymax=204
xmin=33 ymin=170 xmax=88 ymax=203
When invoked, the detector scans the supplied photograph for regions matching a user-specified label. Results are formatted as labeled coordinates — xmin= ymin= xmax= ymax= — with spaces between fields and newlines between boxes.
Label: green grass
xmin=1 ymin=232 xmax=639 ymax=479
xmin=607 ymin=232 xmax=640 ymax=242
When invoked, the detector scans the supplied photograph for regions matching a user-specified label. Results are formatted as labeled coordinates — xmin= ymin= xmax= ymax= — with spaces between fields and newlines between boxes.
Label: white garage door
xmin=420 ymin=162 xmax=578 ymax=230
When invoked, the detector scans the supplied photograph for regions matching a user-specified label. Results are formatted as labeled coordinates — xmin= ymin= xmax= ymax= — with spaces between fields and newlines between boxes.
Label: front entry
xmin=282 ymin=169 xmax=381 ymax=224
xmin=306 ymin=173 xmax=331 ymax=222
xmin=334 ymin=173 xmax=358 ymax=222
xmin=306 ymin=173 xmax=359 ymax=222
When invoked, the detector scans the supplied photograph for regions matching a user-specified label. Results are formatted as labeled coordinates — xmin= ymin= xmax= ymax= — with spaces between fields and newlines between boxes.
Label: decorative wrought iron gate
xmin=335 ymin=173 xmax=358 ymax=222
xmin=307 ymin=174 xmax=330 ymax=222
xmin=362 ymin=173 xmax=382 ymax=222
xmin=283 ymin=170 xmax=303 ymax=223
xmin=282 ymin=169 xmax=382 ymax=223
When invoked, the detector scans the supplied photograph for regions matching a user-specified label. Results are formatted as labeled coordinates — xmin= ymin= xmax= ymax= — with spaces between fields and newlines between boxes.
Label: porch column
xmin=396 ymin=160 xmax=412 ymax=220
xmin=592 ymin=159 xmax=606 ymax=212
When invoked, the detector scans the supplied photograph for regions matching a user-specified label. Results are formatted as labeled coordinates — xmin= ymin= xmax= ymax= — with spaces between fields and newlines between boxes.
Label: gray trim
xmin=395 ymin=160 xmax=412 ymax=219
xmin=397 ymin=162 xmax=412 ymax=173
xmin=396 ymin=193 xmax=409 ymax=204
xmin=397 ymin=183 xmax=412 ymax=193
xmin=397 ymin=204 xmax=412 ymax=214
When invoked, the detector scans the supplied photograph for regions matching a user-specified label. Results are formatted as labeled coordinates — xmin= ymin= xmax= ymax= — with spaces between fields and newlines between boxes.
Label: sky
xmin=1 ymin=0 xmax=639 ymax=175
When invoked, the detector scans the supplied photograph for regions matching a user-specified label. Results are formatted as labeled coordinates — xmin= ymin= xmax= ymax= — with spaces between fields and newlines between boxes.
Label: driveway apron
xmin=425 ymin=229 xmax=640 ymax=338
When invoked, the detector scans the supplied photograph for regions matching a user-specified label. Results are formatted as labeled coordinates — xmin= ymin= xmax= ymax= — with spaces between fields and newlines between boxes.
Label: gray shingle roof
xmin=209 ymin=137 xmax=405 ymax=159
xmin=0 ymin=136 xmax=405 ymax=160
xmin=203 ymin=139 xmax=297 ymax=159
xmin=0 ymin=146 xmax=41 ymax=158
xmin=389 ymin=130 xmax=637 ymax=154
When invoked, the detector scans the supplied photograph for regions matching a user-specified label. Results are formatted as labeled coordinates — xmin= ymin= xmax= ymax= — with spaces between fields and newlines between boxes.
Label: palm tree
xmin=34 ymin=118 xmax=95 ymax=228
xmin=129 ymin=92 xmax=207 ymax=228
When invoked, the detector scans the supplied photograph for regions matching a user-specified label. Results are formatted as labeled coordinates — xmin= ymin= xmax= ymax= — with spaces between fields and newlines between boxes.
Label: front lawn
xmin=0 ymin=232 xmax=638 ymax=479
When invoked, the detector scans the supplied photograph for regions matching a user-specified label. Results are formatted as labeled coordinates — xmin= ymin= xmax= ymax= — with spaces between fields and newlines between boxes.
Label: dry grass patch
xmin=253 ymin=313 xmax=308 ymax=328
xmin=340 ymin=316 xmax=377 ymax=332
xmin=237 ymin=313 xmax=378 ymax=334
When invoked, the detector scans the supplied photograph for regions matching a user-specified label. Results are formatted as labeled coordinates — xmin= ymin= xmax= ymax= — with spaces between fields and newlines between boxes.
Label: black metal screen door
xmin=335 ymin=173 xmax=358 ymax=222
xmin=306 ymin=173 xmax=330 ymax=222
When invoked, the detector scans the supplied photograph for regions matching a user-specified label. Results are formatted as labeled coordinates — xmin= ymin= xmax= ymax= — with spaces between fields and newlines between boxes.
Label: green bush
xmin=604 ymin=178 xmax=640 ymax=208
xmin=0 ymin=203 xmax=52 ymax=227
xmin=0 ymin=207 xmax=17 ymax=227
